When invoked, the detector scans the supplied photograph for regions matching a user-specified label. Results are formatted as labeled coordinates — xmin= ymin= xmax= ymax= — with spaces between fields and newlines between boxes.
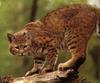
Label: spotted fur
xmin=7 ymin=4 xmax=100 ymax=76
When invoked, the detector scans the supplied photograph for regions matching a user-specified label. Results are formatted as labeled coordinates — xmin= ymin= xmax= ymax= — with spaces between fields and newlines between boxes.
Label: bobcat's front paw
xmin=25 ymin=68 xmax=39 ymax=76
xmin=58 ymin=63 xmax=72 ymax=71
xmin=58 ymin=63 xmax=75 ymax=77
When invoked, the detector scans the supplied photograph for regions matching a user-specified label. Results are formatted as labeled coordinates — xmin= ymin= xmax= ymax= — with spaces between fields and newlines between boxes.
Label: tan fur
xmin=7 ymin=4 xmax=100 ymax=76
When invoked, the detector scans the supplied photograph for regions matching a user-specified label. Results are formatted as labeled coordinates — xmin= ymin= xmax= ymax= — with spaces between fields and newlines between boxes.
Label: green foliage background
xmin=0 ymin=0 xmax=99 ymax=83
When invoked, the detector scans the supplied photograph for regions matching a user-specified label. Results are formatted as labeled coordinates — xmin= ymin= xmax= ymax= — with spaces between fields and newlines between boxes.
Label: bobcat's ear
xmin=7 ymin=33 xmax=15 ymax=43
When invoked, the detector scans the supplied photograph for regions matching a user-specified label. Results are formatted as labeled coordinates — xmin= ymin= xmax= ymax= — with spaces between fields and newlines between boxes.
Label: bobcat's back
xmin=41 ymin=4 xmax=97 ymax=55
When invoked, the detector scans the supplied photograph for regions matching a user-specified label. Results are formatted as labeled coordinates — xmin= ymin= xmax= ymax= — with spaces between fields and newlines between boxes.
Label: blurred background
xmin=0 ymin=0 xmax=100 ymax=83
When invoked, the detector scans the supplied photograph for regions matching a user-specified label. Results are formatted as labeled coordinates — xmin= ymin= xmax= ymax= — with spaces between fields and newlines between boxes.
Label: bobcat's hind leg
xmin=58 ymin=45 xmax=86 ymax=75
xmin=58 ymin=54 xmax=86 ymax=71
xmin=58 ymin=54 xmax=86 ymax=77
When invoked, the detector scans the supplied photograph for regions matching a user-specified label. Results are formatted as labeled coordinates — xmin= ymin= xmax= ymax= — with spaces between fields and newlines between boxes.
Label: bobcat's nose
xmin=19 ymin=50 xmax=24 ymax=56
xmin=20 ymin=50 xmax=24 ymax=53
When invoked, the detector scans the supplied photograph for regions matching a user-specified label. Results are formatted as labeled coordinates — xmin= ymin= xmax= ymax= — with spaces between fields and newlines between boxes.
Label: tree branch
xmin=30 ymin=0 xmax=38 ymax=21
xmin=0 ymin=70 xmax=91 ymax=83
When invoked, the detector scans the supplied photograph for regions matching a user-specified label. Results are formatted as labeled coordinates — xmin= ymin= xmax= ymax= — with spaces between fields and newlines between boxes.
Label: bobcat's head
xmin=7 ymin=21 xmax=48 ymax=59
xmin=7 ymin=29 xmax=32 ymax=56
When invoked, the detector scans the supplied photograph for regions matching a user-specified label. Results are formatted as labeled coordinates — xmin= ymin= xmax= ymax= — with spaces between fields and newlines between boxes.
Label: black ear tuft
xmin=7 ymin=33 xmax=15 ymax=43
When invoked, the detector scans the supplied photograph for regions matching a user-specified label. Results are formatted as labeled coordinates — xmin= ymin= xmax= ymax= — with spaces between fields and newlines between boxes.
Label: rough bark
xmin=0 ymin=70 xmax=91 ymax=83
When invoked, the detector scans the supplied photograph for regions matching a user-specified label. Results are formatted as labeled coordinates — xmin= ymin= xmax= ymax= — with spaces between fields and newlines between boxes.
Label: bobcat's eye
xmin=24 ymin=45 xmax=27 ymax=48
xmin=24 ymin=45 xmax=28 ymax=49
xmin=15 ymin=46 xmax=19 ymax=49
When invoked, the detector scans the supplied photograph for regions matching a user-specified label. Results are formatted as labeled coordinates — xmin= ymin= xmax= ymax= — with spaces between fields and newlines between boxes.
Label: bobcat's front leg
xmin=41 ymin=49 xmax=58 ymax=73
xmin=25 ymin=58 xmax=45 ymax=76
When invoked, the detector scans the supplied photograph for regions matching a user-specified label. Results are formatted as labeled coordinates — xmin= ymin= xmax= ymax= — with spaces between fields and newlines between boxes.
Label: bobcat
xmin=7 ymin=4 xmax=100 ymax=76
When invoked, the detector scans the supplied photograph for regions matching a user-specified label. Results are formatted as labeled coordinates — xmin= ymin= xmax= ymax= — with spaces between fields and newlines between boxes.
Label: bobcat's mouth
xmin=19 ymin=52 xmax=31 ymax=56
xmin=19 ymin=53 xmax=25 ymax=56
